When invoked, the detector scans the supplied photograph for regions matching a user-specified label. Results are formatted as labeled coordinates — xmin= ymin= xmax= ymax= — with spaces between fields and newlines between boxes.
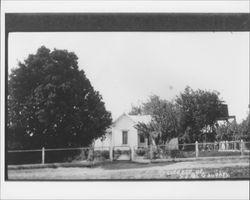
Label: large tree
xmin=8 ymin=46 xmax=112 ymax=149
xmin=176 ymin=86 xmax=224 ymax=143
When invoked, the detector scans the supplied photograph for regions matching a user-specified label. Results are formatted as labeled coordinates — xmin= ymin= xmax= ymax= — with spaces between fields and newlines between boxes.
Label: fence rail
xmin=7 ymin=140 xmax=250 ymax=165
xmin=8 ymin=149 xmax=42 ymax=153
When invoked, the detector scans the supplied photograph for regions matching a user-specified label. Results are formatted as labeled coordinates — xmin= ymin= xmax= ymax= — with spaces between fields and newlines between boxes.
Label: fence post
xmin=240 ymin=139 xmax=244 ymax=156
xmin=109 ymin=146 xmax=113 ymax=161
xmin=130 ymin=146 xmax=134 ymax=161
xmin=195 ymin=141 xmax=199 ymax=158
xmin=150 ymin=145 xmax=153 ymax=160
xmin=42 ymin=147 xmax=45 ymax=164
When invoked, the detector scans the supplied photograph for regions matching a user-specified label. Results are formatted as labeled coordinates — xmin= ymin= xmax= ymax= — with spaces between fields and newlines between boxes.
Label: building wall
xmin=112 ymin=115 xmax=138 ymax=147
xmin=94 ymin=114 xmax=139 ymax=148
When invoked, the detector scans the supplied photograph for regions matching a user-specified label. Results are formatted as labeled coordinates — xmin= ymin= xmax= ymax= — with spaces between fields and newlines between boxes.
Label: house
xmin=94 ymin=113 xmax=151 ymax=149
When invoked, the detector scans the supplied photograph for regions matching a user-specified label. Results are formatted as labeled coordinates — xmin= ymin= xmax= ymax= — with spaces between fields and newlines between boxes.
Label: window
xmin=122 ymin=131 xmax=128 ymax=145
xmin=139 ymin=134 xmax=145 ymax=143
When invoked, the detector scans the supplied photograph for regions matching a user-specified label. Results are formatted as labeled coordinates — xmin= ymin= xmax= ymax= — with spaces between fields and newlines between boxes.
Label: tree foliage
xmin=215 ymin=113 xmax=250 ymax=141
xmin=215 ymin=120 xmax=238 ymax=141
xmin=176 ymin=86 xmax=224 ymax=143
xmin=237 ymin=113 xmax=250 ymax=141
xmin=132 ymin=87 xmax=225 ymax=144
xmin=8 ymin=46 xmax=112 ymax=149
xmin=134 ymin=95 xmax=180 ymax=145
xmin=128 ymin=105 xmax=143 ymax=115
xmin=135 ymin=122 xmax=159 ymax=146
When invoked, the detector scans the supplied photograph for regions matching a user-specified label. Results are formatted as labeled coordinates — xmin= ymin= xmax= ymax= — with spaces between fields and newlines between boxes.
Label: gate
xmin=112 ymin=146 xmax=131 ymax=161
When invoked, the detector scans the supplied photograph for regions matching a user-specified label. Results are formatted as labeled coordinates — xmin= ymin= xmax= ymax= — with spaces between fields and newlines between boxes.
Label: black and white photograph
xmin=1 ymin=1 xmax=250 ymax=199
xmin=6 ymin=22 xmax=250 ymax=181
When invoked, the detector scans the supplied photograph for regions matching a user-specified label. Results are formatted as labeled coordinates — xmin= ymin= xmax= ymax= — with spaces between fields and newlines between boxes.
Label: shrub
xmin=113 ymin=149 xmax=122 ymax=155
xmin=153 ymin=147 xmax=170 ymax=159
xmin=121 ymin=150 xmax=131 ymax=155
xmin=153 ymin=149 xmax=160 ymax=159
xmin=170 ymin=149 xmax=181 ymax=158
xmin=101 ymin=150 xmax=110 ymax=159
xmin=113 ymin=149 xmax=122 ymax=160
xmin=136 ymin=148 xmax=147 ymax=156
xmin=112 ymin=149 xmax=131 ymax=160
xmin=73 ymin=149 xmax=89 ymax=161
xmin=181 ymin=145 xmax=195 ymax=151
xmin=94 ymin=150 xmax=101 ymax=157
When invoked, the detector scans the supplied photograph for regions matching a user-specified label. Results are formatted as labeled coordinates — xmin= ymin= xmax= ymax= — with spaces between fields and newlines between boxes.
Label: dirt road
xmin=8 ymin=157 xmax=249 ymax=180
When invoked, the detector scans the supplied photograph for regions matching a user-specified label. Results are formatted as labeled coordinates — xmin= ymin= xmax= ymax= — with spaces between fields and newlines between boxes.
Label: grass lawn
xmin=8 ymin=157 xmax=249 ymax=180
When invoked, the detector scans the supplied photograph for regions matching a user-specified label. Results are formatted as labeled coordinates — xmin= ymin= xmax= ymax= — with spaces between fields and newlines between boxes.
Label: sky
xmin=8 ymin=32 xmax=249 ymax=122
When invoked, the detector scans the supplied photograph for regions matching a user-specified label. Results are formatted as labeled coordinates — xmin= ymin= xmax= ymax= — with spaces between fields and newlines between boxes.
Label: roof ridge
xmin=113 ymin=113 xmax=152 ymax=125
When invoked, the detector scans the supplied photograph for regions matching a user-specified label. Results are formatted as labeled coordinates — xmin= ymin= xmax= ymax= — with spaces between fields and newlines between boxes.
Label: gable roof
xmin=113 ymin=113 xmax=151 ymax=125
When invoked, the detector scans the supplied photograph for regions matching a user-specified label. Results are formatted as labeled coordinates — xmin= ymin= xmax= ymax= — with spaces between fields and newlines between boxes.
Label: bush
xmin=179 ymin=144 xmax=195 ymax=151
xmin=93 ymin=150 xmax=110 ymax=160
xmin=73 ymin=149 xmax=89 ymax=161
xmin=113 ymin=149 xmax=122 ymax=160
xmin=136 ymin=148 xmax=147 ymax=156
xmin=153 ymin=148 xmax=161 ymax=159
xmin=152 ymin=147 xmax=171 ymax=159
xmin=94 ymin=150 xmax=102 ymax=158
xmin=113 ymin=149 xmax=131 ymax=160
xmin=170 ymin=150 xmax=181 ymax=158
xmin=101 ymin=150 xmax=110 ymax=159
xmin=113 ymin=149 xmax=122 ymax=155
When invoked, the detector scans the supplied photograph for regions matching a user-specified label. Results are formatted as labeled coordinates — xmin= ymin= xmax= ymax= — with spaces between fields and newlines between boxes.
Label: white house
xmin=94 ymin=113 xmax=151 ymax=149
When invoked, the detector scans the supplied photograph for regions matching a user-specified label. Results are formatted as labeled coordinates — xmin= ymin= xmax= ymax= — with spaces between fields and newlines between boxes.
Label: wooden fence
xmin=7 ymin=140 xmax=249 ymax=165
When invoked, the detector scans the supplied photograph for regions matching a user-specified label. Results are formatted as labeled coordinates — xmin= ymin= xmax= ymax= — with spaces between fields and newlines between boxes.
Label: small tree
xmin=8 ymin=46 xmax=112 ymax=149
xmin=215 ymin=120 xmax=238 ymax=141
xmin=135 ymin=122 xmax=159 ymax=146
xmin=238 ymin=113 xmax=250 ymax=141
xmin=133 ymin=95 xmax=180 ymax=145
